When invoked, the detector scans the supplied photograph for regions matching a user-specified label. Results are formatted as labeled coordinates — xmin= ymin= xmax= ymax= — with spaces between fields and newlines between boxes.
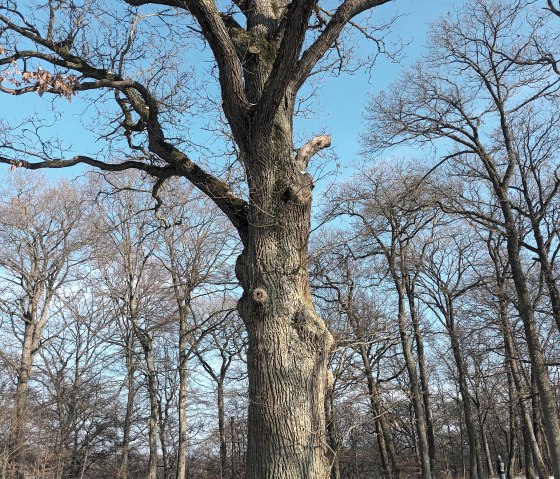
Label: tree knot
xmin=251 ymin=287 xmax=268 ymax=305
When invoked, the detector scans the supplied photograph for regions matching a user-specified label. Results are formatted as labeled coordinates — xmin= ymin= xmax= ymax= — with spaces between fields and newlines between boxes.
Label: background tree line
xmin=1 ymin=0 xmax=560 ymax=478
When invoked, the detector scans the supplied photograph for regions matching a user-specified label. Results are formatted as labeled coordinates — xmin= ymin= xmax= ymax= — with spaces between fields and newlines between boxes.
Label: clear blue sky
xmin=298 ymin=0 xmax=457 ymax=180
xmin=0 ymin=0 xmax=455 ymax=183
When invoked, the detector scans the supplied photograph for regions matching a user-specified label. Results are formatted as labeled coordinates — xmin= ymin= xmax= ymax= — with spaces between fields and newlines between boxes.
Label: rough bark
xmin=0 ymin=0 xmax=394 ymax=476
xmin=235 ymin=129 xmax=335 ymax=479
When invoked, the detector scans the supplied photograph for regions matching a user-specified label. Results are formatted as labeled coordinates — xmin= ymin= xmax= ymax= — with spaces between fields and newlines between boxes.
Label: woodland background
xmin=1 ymin=0 xmax=560 ymax=478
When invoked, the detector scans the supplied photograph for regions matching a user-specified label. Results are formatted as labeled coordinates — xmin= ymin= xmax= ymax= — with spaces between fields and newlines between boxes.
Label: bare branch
xmin=546 ymin=0 xmax=560 ymax=17
xmin=124 ymin=0 xmax=250 ymax=135
xmin=294 ymin=0 xmax=392 ymax=90
xmin=0 ymin=154 xmax=177 ymax=177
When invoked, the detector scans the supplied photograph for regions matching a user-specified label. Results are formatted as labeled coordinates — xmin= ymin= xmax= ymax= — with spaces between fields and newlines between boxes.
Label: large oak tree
xmin=0 ymin=0 xmax=393 ymax=477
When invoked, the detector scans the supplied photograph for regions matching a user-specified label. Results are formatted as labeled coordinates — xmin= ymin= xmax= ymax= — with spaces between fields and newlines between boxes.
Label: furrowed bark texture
xmin=236 ymin=124 xmax=334 ymax=479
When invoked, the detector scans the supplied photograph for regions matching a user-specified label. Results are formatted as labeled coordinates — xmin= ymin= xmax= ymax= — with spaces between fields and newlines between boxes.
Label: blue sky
xmin=0 ymin=0 xmax=455 ymax=183
xmin=298 ymin=1 xmax=456 ymax=177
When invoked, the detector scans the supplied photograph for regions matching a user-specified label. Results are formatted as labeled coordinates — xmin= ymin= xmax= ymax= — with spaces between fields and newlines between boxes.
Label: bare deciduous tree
xmin=0 ymin=174 xmax=86 ymax=477
xmin=0 ymin=0 xmax=396 ymax=475
xmin=364 ymin=1 xmax=560 ymax=474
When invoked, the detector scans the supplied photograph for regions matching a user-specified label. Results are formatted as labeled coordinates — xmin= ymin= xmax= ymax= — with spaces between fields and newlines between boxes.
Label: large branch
xmin=293 ymin=0 xmax=392 ymax=90
xmin=253 ymin=0 xmax=318 ymax=126
xmin=0 ymin=150 xmax=249 ymax=239
xmin=145 ymin=141 xmax=249 ymax=238
xmin=1 ymin=10 xmax=249 ymax=240
xmin=296 ymin=135 xmax=331 ymax=169
xmin=0 ymin=154 xmax=177 ymax=176
xmin=124 ymin=0 xmax=250 ymax=137
xmin=547 ymin=0 xmax=560 ymax=17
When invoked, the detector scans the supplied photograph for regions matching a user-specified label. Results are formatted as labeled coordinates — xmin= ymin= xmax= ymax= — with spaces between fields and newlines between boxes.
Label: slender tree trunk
xmin=445 ymin=303 xmax=484 ymax=479
xmin=9 ymin=304 xmax=50 ymax=479
xmin=136 ymin=335 xmax=159 ymax=479
xmin=500 ymin=301 xmax=548 ymax=478
xmin=357 ymin=343 xmax=401 ymax=479
xmin=507 ymin=370 xmax=519 ymax=479
xmin=522 ymin=418 xmax=538 ymax=479
xmin=217 ymin=381 xmax=227 ymax=479
xmin=374 ymin=416 xmax=391 ymax=479
xmin=230 ymin=417 xmax=239 ymax=479
xmin=176 ymin=312 xmax=188 ymax=479
xmin=373 ymin=397 xmax=403 ymax=479
xmin=158 ymin=401 xmax=171 ymax=479
xmin=377 ymin=401 xmax=401 ymax=478
xmin=477 ymin=134 xmax=560 ymax=476
xmin=9 ymin=328 xmax=33 ymax=479
xmin=407 ymin=285 xmax=438 ymax=477
xmin=519 ymin=172 xmax=560 ymax=336
xmin=393 ymin=285 xmax=432 ymax=479
xmin=119 ymin=336 xmax=136 ymax=479
xmin=486 ymin=233 xmax=547 ymax=479
xmin=457 ymin=394 xmax=467 ymax=478
xmin=480 ymin=420 xmax=493 ymax=478
xmin=235 ymin=133 xmax=334 ymax=479
xmin=532 ymin=375 xmax=552 ymax=473
xmin=325 ymin=384 xmax=340 ymax=479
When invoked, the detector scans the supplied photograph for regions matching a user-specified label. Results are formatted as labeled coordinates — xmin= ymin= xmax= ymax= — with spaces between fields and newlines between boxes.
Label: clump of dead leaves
xmin=1 ymin=46 xmax=78 ymax=100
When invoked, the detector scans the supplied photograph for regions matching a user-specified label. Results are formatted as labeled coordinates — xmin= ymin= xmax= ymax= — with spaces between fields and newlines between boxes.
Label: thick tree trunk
xmin=235 ymin=131 xmax=334 ymax=479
